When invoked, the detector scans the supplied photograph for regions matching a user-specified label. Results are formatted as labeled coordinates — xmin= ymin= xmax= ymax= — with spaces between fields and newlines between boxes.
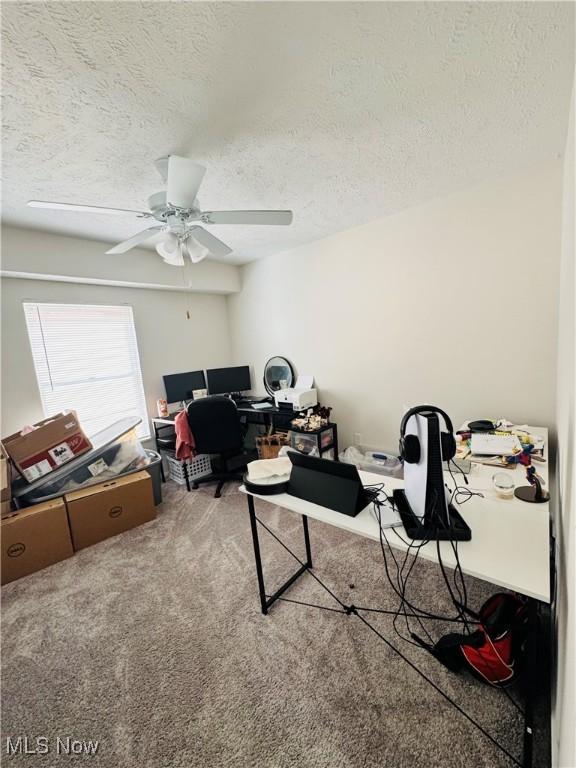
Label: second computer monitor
xmin=163 ymin=370 xmax=206 ymax=403
xmin=206 ymin=365 xmax=251 ymax=395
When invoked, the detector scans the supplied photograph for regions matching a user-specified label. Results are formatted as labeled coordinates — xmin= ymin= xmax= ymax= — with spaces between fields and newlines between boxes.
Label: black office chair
xmin=187 ymin=396 xmax=256 ymax=498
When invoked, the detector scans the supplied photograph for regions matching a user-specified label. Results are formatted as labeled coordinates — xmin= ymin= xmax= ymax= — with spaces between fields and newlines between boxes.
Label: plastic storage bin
xmin=339 ymin=445 xmax=403 ymax=478
xmin=320 ymin=428 xmax=335 ymax=449
xmin=143 ymin=450 xmax=163 ymax=505
xmin=13 ymin=450 xmax=163 ymax=508
xmin=165 ymin=454 xmax=212 ymax=486
xmin=289 ymin=432 xmax=318 ymax=455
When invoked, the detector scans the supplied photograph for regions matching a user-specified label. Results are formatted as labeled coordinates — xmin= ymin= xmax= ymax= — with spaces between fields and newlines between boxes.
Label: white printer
xmin=274 ymin=375 xmax=318 ymax=411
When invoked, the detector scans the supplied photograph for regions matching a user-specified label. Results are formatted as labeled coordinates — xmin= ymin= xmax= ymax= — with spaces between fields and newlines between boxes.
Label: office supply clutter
xmin=458 ymin=420 xmax=546 ymax=468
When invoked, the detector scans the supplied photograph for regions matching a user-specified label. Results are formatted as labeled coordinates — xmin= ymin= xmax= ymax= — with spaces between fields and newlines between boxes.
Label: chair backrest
xmin=186 ymin=396 xmax=244 ymax=455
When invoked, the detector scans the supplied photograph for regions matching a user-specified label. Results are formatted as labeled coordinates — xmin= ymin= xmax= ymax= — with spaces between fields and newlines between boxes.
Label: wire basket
xmin=165 ymin=454 xmax=212 ymax=485
xmin=255 ymin=432 xmax=289 ymax=460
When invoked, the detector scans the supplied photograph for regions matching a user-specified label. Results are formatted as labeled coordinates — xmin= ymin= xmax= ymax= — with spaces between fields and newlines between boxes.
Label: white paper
xmin=471 ymin=433 xmax=522 ymax=456
xmin=22 ymin=459 xmax=52 ymax=482
xmin=295 ymin=375 xmax=314 ymax=390
xmin=88 ymin=458 xmax=108 ymax=477
xmin=48 ymin=442 xmax=75 ymax=466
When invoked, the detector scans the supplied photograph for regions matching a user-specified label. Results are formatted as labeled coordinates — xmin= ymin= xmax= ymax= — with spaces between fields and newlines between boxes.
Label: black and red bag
xmin=414 ymin=593 xmax=529 ymax=687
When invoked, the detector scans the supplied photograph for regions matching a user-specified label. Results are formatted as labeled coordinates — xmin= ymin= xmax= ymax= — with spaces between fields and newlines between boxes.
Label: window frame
xmin=22 ymin=300 xmax=151 ymax=441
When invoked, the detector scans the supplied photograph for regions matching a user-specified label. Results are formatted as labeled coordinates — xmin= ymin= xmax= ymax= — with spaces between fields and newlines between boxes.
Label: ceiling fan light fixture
xmin=184 ymin=235 xmax=210 ymax=264
xmin=156 ymin=232 xmax=184 ymax=266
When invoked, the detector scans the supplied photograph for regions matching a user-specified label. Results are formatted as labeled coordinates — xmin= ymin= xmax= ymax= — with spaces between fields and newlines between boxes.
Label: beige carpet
xmin=1 ymin=480 xmax=549 ymax=768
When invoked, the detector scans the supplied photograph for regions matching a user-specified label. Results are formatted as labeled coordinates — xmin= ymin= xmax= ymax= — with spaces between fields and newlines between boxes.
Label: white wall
xmin=554 ymin=85 xmax=575 ymax=768
xmin=228 ymin=162 xmax=562 ymax=448
xmin=0 ymin=278 xmax=231 ymax=439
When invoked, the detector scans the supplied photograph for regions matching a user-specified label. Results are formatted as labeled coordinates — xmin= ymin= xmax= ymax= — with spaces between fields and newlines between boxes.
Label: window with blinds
xmin=23 ymin=302 xmax=150 ymax=440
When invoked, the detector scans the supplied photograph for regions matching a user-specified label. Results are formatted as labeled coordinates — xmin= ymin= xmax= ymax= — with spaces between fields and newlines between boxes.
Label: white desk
xmin=239 ymin=426 xmax=551 ymax=768
xmin=240 ymin=426 xmax=550 ymax=603
xmin=241 ymin=470 xmax=550 ymax=603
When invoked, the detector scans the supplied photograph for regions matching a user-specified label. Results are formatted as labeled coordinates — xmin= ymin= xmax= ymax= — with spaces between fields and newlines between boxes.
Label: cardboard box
xmin=2 ymin=412 xmax=92 ymax=483
xmin=65 ymin=471 xmax=155 ymax=551
xmin=1 ymin=447 xmax=11 ymax=518
xmin=1 ymin=498 xmax=73 ymax=585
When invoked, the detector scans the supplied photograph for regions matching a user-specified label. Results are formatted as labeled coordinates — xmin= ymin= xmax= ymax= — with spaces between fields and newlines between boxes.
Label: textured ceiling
xmin=2 ymin=2 xmax=574 ymax=265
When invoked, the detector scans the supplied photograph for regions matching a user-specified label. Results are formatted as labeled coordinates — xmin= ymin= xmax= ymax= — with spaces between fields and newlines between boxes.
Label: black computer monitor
xmin=206 ymin=365 xmax=251 ymax=395
xmin=163 ymin=370 xmax=206 ymax=403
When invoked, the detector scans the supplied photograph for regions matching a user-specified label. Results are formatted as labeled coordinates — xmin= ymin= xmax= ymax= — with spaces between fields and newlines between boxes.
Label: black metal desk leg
xmin=247 ymin=495 xmax=269 ymax=615
xmin=246 ymin=497 xmax=313 ymax=615
xmin=523 ymin=599 xmax=538 ymax=768
xmin=303 ymin=515 xmax=313 ymax=568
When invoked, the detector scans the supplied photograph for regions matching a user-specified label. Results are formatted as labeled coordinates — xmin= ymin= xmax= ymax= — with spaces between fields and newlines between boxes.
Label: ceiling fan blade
xmin=188 ymin=226 xmax=233 ymax=258
xmin=105 ymin=226 xmax=163 ymax=255
xmin=166 ymin=156 xmax=206 ymax=209
xmin=200 ymin=210 xmax=293 ymax=226
xmin=28 ymin=200 xmax=151 ymax=217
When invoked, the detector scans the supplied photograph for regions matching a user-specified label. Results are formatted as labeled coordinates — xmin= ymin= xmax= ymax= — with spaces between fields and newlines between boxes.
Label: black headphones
xmin=399 ymin=405 xmax=456 ymax=465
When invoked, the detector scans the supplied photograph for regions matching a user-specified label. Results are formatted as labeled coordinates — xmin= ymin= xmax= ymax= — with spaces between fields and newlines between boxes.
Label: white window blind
xmin=23 ymin=302 xmax=150 ymax=440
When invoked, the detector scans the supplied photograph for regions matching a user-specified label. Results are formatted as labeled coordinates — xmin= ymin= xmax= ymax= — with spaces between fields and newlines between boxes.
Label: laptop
xmin=287 ymin=452 xmax=378 ymax=517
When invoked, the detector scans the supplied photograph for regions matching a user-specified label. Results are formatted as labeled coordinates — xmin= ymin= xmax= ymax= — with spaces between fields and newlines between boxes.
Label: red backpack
xmin=414 ymin=593 xmax=529 ymax=686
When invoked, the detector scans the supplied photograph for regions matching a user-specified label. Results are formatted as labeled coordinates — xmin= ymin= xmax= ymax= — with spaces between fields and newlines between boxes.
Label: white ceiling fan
xmin=28 ymin=155 xmax=293 ymax=265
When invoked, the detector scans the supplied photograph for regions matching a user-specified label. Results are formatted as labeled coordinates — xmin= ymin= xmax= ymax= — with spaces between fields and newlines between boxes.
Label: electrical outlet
xmin=353 ymin=432 xmax=362 ymax=447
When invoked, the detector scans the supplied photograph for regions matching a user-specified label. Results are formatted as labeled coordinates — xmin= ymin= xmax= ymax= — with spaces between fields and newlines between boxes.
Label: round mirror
xmin=263 ymin=356 xmax=295 ymax=396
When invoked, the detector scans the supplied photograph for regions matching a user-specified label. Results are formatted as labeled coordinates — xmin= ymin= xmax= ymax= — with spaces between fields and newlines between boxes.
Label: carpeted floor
xmin=2 ymin=480 xmax=550 ymax=768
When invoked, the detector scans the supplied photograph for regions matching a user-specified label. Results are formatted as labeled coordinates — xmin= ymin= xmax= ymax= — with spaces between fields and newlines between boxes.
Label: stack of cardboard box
xmin=1 ymin=415 xmax=157 ymax=585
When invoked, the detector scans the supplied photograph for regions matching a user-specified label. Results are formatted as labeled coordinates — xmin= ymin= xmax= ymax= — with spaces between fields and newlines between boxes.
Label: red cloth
xmin=174 ymin=410 xmax=197 ymax=461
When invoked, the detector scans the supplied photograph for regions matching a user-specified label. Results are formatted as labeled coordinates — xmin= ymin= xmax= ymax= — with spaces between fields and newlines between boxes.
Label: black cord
xmin=376 ymin=503 xmax=436 ymax=647
xmin=253 ymin=502 xmax=523 ymax=768
xmin=368 ymin=456 xmax=476 ymax=646
xmin=369 ymin=487 xmax=475 ymax=656
xmin=429 ymin=481 xmax=471 ymax=634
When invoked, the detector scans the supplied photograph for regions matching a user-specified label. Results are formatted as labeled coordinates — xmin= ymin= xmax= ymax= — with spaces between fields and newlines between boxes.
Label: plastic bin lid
xmin=11 ymin=416 xmax=141 ymax=499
